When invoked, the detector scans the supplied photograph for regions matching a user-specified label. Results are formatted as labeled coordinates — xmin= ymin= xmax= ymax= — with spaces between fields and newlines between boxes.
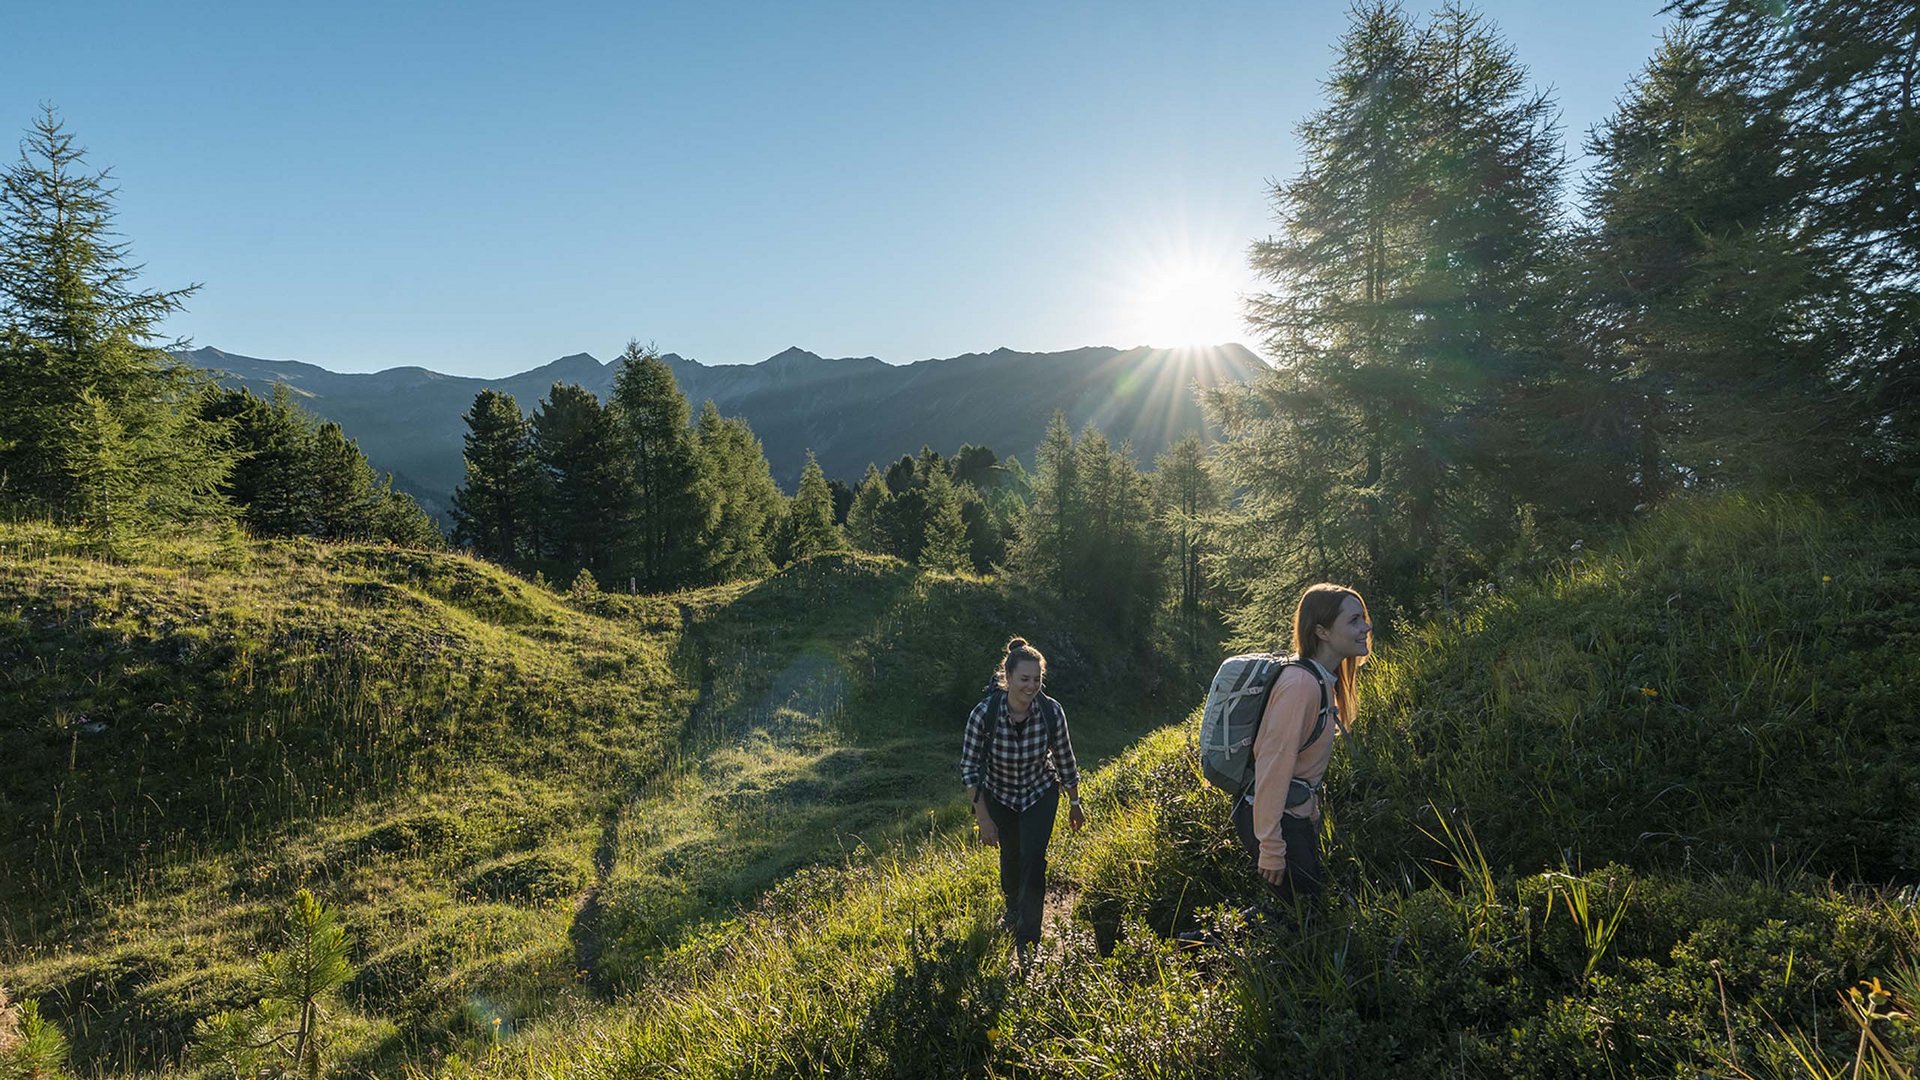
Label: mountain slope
xmin=184 ymin=343 xmax=1265 ymax=515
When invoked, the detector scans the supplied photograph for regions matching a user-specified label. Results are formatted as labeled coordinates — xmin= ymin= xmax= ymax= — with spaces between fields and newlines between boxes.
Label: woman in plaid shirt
xmin=960 ymin=637 xmax=1086 ymax=959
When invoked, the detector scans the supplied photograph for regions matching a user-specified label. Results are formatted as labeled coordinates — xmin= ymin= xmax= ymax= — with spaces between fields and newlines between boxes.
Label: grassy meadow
xmin=0 ymin=527 xmax=1188 ymax=1077
xmin=4 ymin=495 xmax=1918 ymax=1078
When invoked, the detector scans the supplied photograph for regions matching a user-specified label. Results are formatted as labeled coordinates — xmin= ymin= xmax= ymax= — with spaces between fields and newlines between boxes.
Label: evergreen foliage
xmin=1010 ymin=414 xmax=1162 ymax=636
xmin=191 ymin=889 xmax=354 ymax=1080
xmin=450 ymin=389 xmax=537 ymax=565
xmin=1151 ymin=434 xmax=1221 ymax=659
xmin=784 ymin=452 xmax=844 ymax=562
xmin=530 ymin=382 xmax=629 ymax=581
xmin=1675 ymin=0 xmax=1920 ymax=484
xmin=918 ymin=467 xmax=973 ymax=573
xmin=0 ymin=989 xmax=72 ymax=1080
xmin=1577 ymin=27 xmax=1853 ymax=499
xmin=691 ymin=400 xmax=781 ymax=583
xmin=845 ymin=463 xmax=890 ymax=554
xmin=609 ymin=341 xmax=702 ymax=589
xmin=200 ymin=385 xmax=439 ymax=547
xmin=1010 ymin=412 xmax=1080 ymax=591
xmin=1214 ymin=3 xmax=1578 ymax=625
xmin=0 ymin=107 xmax=231 ymax=530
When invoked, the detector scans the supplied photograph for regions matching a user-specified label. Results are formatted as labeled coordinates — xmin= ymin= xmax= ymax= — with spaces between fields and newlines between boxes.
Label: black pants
xmin=984 ymin=786 xmax=1059 ymax=945
xmin=1232 ymin=797 xmax=1323 ymax=909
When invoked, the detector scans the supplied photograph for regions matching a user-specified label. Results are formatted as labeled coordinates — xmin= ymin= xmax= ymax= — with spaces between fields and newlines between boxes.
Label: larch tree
xmin=0 ymin=107 xmax=232 ymax=530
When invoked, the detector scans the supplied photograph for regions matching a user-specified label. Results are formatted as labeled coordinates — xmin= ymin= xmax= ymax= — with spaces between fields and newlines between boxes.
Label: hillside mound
xmin=0 ymin=531 xmax=1188 ymax=1077
xmin=462 ymin=496 xmax=1919 ymax=1079
xmin=1344 ymin=495 xmax=1920 ymax=883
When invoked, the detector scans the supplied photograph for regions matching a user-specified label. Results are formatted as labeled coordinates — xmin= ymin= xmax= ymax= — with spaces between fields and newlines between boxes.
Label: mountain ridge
xmin=182 ymin=342 xmax=1267 ymax=518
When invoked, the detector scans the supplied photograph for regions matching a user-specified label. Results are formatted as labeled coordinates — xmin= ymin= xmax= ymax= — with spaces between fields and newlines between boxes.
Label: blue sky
xmin=5 ymin=2 xmax=1669 ymax=376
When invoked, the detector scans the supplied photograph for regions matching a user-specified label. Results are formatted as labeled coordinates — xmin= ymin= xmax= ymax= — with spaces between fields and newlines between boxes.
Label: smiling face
xmin=1314 ymin=594 xmax=1372 ymax=662
xmin=1004 ymin=656 xmax=1044 ymax=705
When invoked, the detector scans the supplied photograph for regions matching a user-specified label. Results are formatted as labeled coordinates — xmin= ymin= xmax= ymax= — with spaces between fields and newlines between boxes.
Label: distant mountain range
xmin=182 ymin=344 xmax=1267 ymax=518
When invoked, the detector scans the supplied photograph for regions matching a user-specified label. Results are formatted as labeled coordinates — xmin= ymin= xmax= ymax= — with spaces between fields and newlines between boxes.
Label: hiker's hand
xmin=1068 ymin=802 xmax=1086 ymax=832
xmin=974 ymin=802 xmax=999 ymax=846
xmin=1260 ymin=864 xmax=1285 ymax=886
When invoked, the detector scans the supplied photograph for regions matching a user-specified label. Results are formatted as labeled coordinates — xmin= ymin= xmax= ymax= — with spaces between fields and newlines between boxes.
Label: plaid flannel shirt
xmin=959 ymin=691 xmax=1080 ymax=811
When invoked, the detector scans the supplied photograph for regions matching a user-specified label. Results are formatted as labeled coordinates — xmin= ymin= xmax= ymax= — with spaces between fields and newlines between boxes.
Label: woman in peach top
xmin=1238 ymin=583 xmax=1372 ymax=908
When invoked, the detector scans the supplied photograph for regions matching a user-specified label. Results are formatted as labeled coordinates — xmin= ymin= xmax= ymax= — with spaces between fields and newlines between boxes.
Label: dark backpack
xmin=980 ymin=687 xmax=1060 ymax=749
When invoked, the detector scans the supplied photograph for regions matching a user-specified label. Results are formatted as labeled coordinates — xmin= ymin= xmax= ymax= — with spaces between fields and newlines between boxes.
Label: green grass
xmin=444 ymin=494 xmax=1919 ymax=1079
xmin=8 ymin=494 xmax=1918 ymax=1078
xmin=0 ymin=531 xmax=1189 ymax=1077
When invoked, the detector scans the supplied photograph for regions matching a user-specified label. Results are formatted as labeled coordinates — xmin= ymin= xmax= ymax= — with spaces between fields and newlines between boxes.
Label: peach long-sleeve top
xmin=1248 ymin=659 xmax=1339 ymax=872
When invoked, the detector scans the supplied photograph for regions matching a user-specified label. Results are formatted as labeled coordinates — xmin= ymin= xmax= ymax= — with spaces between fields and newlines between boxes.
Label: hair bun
xmin=1006 ymin=637 xmax=1029 ymax=652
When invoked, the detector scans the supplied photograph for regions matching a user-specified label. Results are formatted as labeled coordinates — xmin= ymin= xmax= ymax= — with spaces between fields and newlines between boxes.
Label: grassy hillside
xmin=458 ymin=496 xmax=1920 ymax=1079
xmin=0 ymin=529 xmax=1188 ymax=1077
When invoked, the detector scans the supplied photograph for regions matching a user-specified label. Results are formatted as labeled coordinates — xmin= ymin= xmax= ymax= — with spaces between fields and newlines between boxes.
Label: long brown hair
xmin=1291 ymin=583 xmax=1368 ymax=724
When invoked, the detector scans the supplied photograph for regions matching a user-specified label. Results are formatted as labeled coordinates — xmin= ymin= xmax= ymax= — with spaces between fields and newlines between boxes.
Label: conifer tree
xmin=692 ymin=400 xmax=782 ymax=582
xmin=1009 ymin=412 xmax=1079 ymax=593
xmin=1675 ymin=0 xmax=1920 ymax=482
xmin=919 ymin=467 xmax=973 ymax=573
xmin=844 ymin=463 xmax=891 ymax=553
xmin=785 ymin=452 xmax=844 ymax=562
xmin=0 ymin=107 xmax=231 ymax=525
xmin=304 ymin=422 xmax=384 ymax=541
xmin=201 ymin=384 xmax=310 ymax=537
xmin=450 ymin=389 xmax=536 ymax=565
xmin=1220 ymin=2 xmax=1569 ymax=619
xmin=196 ymin=385 xmax=438 ymax=547
xmin=191 ymin=889 xmax=353 ymax=1080
xmin=1153 ymin=434 xmax=1220 ymax=657
xmin=1578 ymin=27 xmax=1846 ymax=498
xmin=531 ymin=382 xmax=629 ymax=581
xmin=609 ymin=341 xmax=702 ymax=588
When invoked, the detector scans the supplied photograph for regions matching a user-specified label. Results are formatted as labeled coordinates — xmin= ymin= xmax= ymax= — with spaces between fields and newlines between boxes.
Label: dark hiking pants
xmin=1232 ymin=796 xmax=1323 ymax=911
xmin=985 ymin=786 xmax=1059 ymax=946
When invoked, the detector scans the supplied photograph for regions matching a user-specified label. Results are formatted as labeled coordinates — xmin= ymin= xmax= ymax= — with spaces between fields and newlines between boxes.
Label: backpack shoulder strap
xmin=1286 ymin=658 xmax=1333 ymax=752
xmin=980 ymin=688 xmax=1007 ymax=743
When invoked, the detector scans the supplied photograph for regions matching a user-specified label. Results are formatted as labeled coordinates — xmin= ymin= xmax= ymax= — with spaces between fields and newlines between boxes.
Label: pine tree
xmin=609 ymin=341 xmax=702 ymax=589
xmin=191 ymin=889 xmax=353 ymax=1080
xmin=844 ymin=463 xmax=891 ymax=553
xmin=197 ymin=384 xmax=438 ymax=547
xmin=1008 ymin=411 xmax=1079 ymax=594
xmin=450 ymin=389 xmax=536 ymax=565
xmin=304 ymin=422 xmax=385 ymax=541
xmin=1675 ymin=0 xmax=1920 ymax=482
xmin=60 ymin=384 xmax=231 ymax=549
xmin=531 ymin=382 xmax=629 ymax=581
xmin=1153 ymin=434 xmax=1220 ymax=657
xmin=691 ymin=400 xmax=782 ymax=582
xmin=785 ymin=452 xmax=844 ymax=562
xmin=919 ymin=467 xmax=973 ymax=573
xmin=1222 ymin=2 xmax=1570 ymax=617
xmin=1578 ymin=27 xmax=1846 ymax=498
xmin=0 ymin=107 xmax=231 ymax=525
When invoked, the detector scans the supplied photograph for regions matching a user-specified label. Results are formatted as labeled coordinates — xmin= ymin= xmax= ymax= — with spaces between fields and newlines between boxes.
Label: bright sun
xmin=1129 ymin=264 xmax=1249 ymax=349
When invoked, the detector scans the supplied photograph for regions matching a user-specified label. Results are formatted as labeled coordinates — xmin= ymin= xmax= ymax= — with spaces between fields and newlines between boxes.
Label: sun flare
xmin=1129 ymin=263 xmax=1249 ymax=349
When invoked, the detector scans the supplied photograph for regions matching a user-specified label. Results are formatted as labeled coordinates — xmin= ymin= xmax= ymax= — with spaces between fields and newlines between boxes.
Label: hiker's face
xmin=1005 ymin=658 xmax=1044 ymax=703
xmin=1316 ymin=595 xmax=1371 ymax=660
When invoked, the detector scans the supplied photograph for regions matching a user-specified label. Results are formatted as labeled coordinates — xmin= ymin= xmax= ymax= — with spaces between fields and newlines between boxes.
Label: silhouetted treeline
xmin=0 ymin=107 xmax=437 ymax=548
xmin=1207 ymin=1 xmax=1920 ymax=638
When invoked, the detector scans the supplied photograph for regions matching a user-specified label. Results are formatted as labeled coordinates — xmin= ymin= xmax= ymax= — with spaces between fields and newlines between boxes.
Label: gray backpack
xmin=1197 ymin=654 xmax=1333 ymax=808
